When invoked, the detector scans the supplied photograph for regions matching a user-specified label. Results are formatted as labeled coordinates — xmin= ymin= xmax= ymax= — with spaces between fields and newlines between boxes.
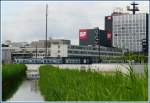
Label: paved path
xmin=53 ymin=63 xmax=145 ymax=74
xmin=25 ymin=64 xmax=145 ymax=74
xmin=26 ymin=64 xmax=42 ymax=70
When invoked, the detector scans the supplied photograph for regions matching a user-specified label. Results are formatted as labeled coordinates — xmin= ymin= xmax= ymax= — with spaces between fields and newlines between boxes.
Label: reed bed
xmin=39 ymin=65 xmax=148 ymax=101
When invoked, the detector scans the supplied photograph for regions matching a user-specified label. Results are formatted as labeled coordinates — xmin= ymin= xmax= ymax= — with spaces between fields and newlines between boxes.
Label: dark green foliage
xmin=2 ymin=64 xmax=27 ymax=101
xmin=39 ymin=65 xmax=148 ymax=101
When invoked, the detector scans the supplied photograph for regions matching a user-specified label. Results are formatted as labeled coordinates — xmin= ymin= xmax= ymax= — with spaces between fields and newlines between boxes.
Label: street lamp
xmin=94 ymin=27 xmax=101 ymax=63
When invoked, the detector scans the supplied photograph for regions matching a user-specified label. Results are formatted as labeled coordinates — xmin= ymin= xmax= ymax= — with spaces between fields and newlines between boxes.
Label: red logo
xmin=107 ymin=16 xmax=112 ymax=20
xmin=79 ymin=29 xmax=88 ymax=40
xmin=107 ymin=32 xmax=112 ymax=40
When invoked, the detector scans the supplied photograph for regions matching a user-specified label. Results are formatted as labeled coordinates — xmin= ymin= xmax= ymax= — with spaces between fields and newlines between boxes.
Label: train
xmin=13 ymin=57 xmax=95 ymax=64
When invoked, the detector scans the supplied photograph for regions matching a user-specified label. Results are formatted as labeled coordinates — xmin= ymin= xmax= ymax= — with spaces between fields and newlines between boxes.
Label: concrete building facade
xmin=112 ymin=13 xmax=148 ymax=52
xmin=2 ymin=38 xmax=123 ymax=64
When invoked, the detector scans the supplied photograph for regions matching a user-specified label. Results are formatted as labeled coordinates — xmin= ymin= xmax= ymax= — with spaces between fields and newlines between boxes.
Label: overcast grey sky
xmin=1 ymin=1 xmax=149 ymax=45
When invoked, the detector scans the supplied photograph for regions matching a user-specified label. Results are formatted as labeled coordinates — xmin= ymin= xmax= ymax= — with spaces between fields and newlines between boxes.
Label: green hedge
xmin=2 ymin=64 xmax=27 ymax=101
xmin=39 ymin=65 xmax=148 ymax=101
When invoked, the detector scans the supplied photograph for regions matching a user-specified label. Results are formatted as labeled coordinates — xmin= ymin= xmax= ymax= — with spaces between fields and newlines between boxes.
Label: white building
xmin=2 ymin=38 xmax=123 ymax=64
xmin=4 ymin=40 xmax=29 ymax=47
xmin=30 ymin=37 xmax=70 ymax=48
xmin=112 ymin=13 xmax=148 ymax=52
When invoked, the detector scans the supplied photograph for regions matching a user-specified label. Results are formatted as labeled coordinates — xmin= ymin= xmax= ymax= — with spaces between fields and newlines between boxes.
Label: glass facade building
xmin=112 ymin=13 xmax=148 ymax=52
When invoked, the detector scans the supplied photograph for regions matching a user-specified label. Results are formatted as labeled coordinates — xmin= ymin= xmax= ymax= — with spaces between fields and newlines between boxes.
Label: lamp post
xmin=98 ymin=31 xmax=101 ymax=63
xmin=94 ymin=27 xmax=101 ymax=63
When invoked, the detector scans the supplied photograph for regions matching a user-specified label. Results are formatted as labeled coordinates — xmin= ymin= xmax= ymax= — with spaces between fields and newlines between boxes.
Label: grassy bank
xmin=39 ymin=65 xmax=148 ymax=101
xmin=2 ymin=64 xmax=27 ymax=101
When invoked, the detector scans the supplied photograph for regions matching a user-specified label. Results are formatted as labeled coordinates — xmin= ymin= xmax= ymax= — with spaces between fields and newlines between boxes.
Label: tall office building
xmin=112 ymin=13 xmax=148 ymax=53
xmin=105 ymin=11 xmax=130 ymax=49
xmin=105 ymin=16 xmax=113 ymax=47
xmin=105 ymin=2 xmax=149 ymax=53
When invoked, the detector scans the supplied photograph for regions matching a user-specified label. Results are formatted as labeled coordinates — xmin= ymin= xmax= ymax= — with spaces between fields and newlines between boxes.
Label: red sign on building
xmin=79 ymin=29 xmax=88 ymax=40
xmin=107 ymin=16 xmax=112 ymax=20
xmin=107 ymin=32 xmax=112 ymax=40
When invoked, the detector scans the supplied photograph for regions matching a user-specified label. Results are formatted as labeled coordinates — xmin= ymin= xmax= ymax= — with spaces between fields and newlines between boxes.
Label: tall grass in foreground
xmin=39 ymin=65 xmax=148 ymax=101
xmin=2 ymin=64 xmax=27 ymax=101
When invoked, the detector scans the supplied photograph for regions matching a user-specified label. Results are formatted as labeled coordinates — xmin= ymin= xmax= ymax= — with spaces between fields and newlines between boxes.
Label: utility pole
xmin=36 ymin=43 xmax=37 ymax=63
xmin=45 ymin=4 xmax=48 ymax=58
xmin=98 ymin=31 xmax=101 ymax=63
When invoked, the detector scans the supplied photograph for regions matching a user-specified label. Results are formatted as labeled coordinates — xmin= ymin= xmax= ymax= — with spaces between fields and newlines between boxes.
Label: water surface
xmin=8 ymin=80 xmax=44 ymax=101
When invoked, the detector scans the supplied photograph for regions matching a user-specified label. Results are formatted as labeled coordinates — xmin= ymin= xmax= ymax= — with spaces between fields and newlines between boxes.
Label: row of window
xmin=14 ymin=59 xmax=62 ymax=64
xmin=113 ymin=37 xmax=146 ymax=40
xmin=114 ymin=33 xmax=146 ymax=36
xmin=113 ymin=19 xmax=146 ymax=23
xmin=69 ymin=46 xmax=120 ymax=52
xmin=113 ymin=29 xmax=146 ymax=32
xmin=113 ymin=15 xmax=146 ymax=21
xmin=113 ymin=22 xmax=146 ymax=25
xmin=68 ymin=50 xmax=121 ymax=55
xmin=113 ymin=26 xmax=146 ymax=29
xmin=68 ymin=52 xmax=121 ymax=57
xmin=32 ymin=54 xmax=51 ymax=56
xmin=113 ymin=45 xmax=142 ymax=51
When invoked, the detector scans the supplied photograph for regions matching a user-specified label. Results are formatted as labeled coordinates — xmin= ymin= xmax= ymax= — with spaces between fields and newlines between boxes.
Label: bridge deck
xmin=26 ymin=64 xmax=41 ymax=79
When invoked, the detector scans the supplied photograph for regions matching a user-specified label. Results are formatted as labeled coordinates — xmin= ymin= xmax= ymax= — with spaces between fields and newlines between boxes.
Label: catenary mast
xmin=45 ymin=4 xmax=48 ymax=58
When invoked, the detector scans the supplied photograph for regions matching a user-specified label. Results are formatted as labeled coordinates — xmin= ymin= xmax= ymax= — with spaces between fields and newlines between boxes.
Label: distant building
xmin=105 ymin=16 xmax=113 ymax=47
xmin=112 ymin=13 xmax=148 ymax=53
xmin=4 ymin=40 xmax=29 ymax=48
xmin=2 ymin=47 xmax=15 ymax=64
xmin=2 ymin=38 xmax=122 ymax=64
xmin=104 ymin=12 xmax=130 ymax=48
xmin=30 ymin=37 xmax=71 ymax=48
xmin=104 ymin=1 xmax=148 ymax=53
xmin=79 ymin=28 xmax=112 ymax=47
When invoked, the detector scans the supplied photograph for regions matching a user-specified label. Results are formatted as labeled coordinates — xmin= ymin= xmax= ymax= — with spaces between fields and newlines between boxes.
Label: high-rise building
xmin=112 ymin=13 xmax=148 ymax=53
xmin=105 ymin=12 xmax=130 ymax=48
xmin=104 ymin=16 xmax=113 ymax=47
xmin=105 ymin=2 xmax=149 ymax=53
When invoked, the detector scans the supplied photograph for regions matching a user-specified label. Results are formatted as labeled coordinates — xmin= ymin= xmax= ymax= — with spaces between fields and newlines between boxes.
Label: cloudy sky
xmin=1 ymin=1 xmax=149 ymax=45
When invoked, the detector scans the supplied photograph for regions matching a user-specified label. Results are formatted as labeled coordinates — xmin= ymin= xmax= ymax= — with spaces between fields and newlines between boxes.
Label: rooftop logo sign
xmin=107 ymin=16 xmax=112 ymax=20
xmin=79 ymin=29 xmax=88 ymax=40
xmin=107 ymin=32 xmax=112 ymax=40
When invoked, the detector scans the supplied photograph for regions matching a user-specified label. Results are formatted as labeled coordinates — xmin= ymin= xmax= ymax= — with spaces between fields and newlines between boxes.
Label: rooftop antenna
xmin=127 ymin=1 xmax=139 ymax=14
xmin=45 ymin=4 xmax=48 ymax=58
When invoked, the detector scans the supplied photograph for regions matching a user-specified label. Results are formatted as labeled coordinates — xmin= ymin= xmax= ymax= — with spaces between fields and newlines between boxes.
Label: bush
xmin=2 ymin=64 xmax=27 ymax=101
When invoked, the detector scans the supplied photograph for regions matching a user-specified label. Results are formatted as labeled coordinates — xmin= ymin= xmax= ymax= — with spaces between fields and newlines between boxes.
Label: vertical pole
xmin=98 ymin=30 xmax=101 ymax=63
xmin=133 ymin=3 xmax=135 ymax=14
xmin=36 ymin=43 xmax=37 ymax=63
xmin=45 ymin=4 xmax=48 ymax=58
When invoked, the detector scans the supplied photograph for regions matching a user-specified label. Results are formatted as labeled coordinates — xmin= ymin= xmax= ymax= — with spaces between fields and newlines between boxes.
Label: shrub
xmin=2 ymin=64 xmax=27 ymax=101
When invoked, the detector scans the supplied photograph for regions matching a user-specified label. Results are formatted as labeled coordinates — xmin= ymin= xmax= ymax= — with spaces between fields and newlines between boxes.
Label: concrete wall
xmin=2 ymin=49 xmax=12 ymax=64
xmin=50 ymin=44 xmax=68 ymax=57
